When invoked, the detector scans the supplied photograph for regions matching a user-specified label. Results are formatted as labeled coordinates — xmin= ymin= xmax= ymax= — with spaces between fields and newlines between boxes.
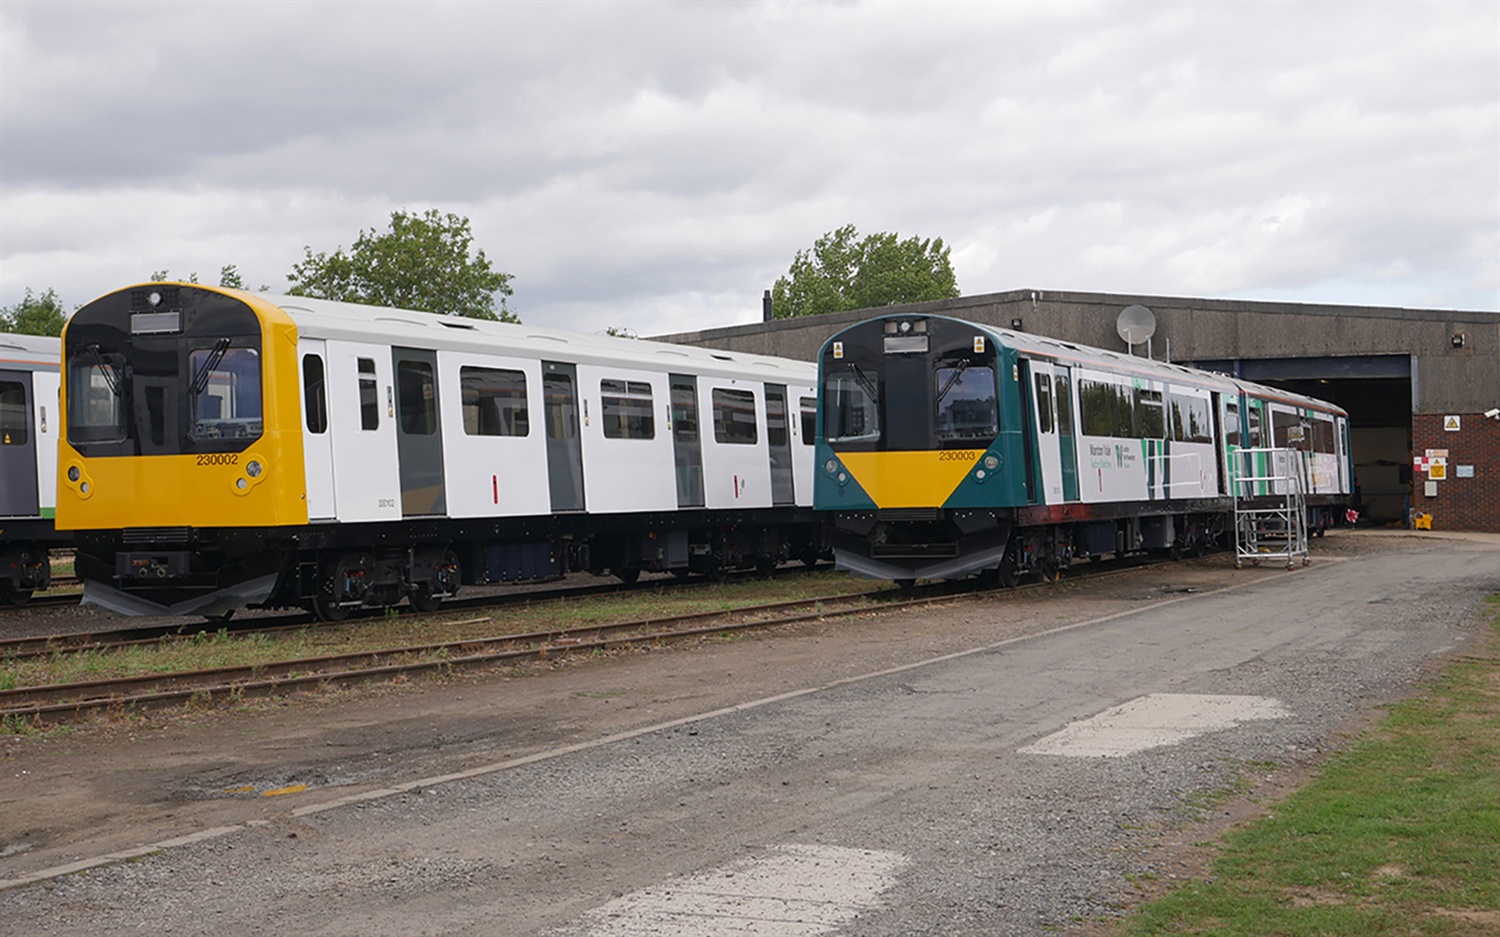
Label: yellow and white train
xmin=58 ymin=284 xmax=821 ymax=619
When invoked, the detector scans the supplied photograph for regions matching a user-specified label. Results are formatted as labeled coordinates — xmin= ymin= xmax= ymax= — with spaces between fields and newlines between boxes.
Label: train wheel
xmin=2 ymin=588 xmax=32 ymax=607
xmin=409 ymin=586 xmax=441 ymax=613
xmin=1036 ymin=560 xmax=1062 ymax=583
xmin=615 ymin=568 xmax=641 ymax=584
xmin=313 ymin=593 xmax=351 ymax=622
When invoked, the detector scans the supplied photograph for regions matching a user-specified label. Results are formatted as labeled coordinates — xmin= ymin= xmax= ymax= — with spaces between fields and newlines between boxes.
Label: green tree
xmin=770 ymin=224 xmax=959 ymax=318
xmin=0 ymin=288 xmax=67 ymax=336
xmin=286 ymin=209 xmax=517 ymax=322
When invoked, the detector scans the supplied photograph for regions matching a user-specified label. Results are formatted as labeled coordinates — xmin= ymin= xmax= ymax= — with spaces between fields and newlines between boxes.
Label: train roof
xmin=0 ymin=332 xmax=60 ymax=368
xmin=240 ymin=290 xmax=818 ymax=384
xmin=830 ymin=313 xmax=1347 ymax=419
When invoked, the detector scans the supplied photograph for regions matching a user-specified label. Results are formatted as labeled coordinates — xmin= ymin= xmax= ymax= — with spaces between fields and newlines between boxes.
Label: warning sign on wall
xmin=1430 ymin=463 xmax=1448 ymax=480
xmin=1444 ymin=415 xmax=1462 ymax=431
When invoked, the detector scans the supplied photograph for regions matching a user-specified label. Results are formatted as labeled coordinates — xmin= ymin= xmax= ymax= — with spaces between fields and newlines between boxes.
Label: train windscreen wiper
xmin=935 ymin=358 xmax=969 ymax=408
xmin=189 ymin=338 xmax=232 ymax=397
xmin=87 ymin=344 xmax=121 ymax=396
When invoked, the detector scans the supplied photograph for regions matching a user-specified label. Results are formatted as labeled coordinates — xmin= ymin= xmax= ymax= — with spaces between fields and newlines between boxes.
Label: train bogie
xmin=58 ymin=285 xmax=823 ymax=618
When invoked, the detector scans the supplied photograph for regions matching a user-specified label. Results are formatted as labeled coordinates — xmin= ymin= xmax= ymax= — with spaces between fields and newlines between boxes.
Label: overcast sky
xmin=2 ymin=0 xmax=1496 ymax=336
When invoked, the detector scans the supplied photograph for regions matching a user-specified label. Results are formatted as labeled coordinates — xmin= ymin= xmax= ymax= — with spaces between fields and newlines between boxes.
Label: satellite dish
xmin=1116 ymin=304 xmax=1156 ymax=345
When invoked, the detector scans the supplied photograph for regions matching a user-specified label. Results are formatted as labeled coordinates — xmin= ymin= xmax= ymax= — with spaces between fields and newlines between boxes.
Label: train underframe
xmin=828 ymin=497 xmax=1345 ymax=586
xmin=71 ymin=507 xmax=826 ymax=621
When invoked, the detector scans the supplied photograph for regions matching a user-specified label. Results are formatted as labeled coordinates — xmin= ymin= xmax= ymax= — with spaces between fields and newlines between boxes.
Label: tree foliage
xmin=0 ymin=288 xmax=67 ymax=336
xmin=286 ymin=209 xmax=517 ymax=322
xmin=770 ymin=224 xmax=959 ymax=318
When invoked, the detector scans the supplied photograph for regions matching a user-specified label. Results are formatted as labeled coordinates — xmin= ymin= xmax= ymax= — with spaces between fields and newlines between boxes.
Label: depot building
xmin=658 ymin=289 xmax=1500 ymax=533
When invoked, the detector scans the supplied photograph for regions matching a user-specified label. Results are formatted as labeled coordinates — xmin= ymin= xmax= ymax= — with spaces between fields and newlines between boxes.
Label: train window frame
xmin=0 ymin=380 xmax=27 ymax=446
xmin=600 ymin=378 xmax=655 ymax=440
xmin=823 ymin=369 xmax=880 ymax=444
xmin=461 ymin=366 xmax=530 ymax=437
xmin=1033 ymin=373 xmax=1054 ymax=434
xmin=65 ymin=350 xmax=127 ymax=444
xmin=934 ymin=363 xmax=998 ymax=443
xmin=799 ymin=396 xmax=817 ymax=446
xmin=302 ymin=354 xmax=328 ymax=435
xmin=187 ymin=344 xmax=263 ymax=444
xmin=358 ymin=358 xmax=380 ymax=431
xmin=712 ymin=387 xmax=758 ymax=445
xmin=1224 ymin=400 xmax=1240 ymax=447
xmin=1053 ymin=374 xmax=1073 ymax=435
xmin=397 ymin=359 xmax=438 ymax=436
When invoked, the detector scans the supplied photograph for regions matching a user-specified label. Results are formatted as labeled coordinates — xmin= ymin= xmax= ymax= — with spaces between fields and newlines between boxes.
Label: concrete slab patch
xmin=553 ymin=843 xmax=908 ymax=936
xmin=1019 ymin=693 xmax=1294 ymax=758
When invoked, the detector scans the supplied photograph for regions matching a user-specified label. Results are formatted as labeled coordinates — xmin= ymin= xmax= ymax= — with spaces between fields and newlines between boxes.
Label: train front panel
xmin=56 ymin=284 xmax=309 ymax=614
xmin=815 ymin=315 xmax=1031 ymax=580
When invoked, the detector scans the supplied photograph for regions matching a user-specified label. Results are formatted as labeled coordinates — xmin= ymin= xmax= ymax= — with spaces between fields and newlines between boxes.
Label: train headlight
xmin=984 ymin=454 xmax=1000 ymax=470
xmin=245 ymin=460 xmax=263 ymax=478
xmin=80 ymin=482 xmax=91 ymax=494
xmin=236 ymin=478 xmax=248 ymax=490
xmin=67 ymin=466 xmax=80 ymax=482
xmin=824 ymin=458 xmax=839 ymax=474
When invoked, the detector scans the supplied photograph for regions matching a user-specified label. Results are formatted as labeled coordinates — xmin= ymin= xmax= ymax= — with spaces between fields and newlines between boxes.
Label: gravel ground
xmin=1 ymin=529 xmax=1495 ymax=936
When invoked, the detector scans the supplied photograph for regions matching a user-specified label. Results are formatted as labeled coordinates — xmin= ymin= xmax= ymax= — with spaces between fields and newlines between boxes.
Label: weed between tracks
xmin=2 ymin=571 xmax=876 ymax=697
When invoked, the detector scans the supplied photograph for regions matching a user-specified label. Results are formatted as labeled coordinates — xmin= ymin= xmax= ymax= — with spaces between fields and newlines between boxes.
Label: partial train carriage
xmin=1 ymin=334 xmax=63 ymax=604
xmin=815 ymin=314 xmax=1351 ymax=583
xmin=57 ymin=284 xmax=822 ymax=619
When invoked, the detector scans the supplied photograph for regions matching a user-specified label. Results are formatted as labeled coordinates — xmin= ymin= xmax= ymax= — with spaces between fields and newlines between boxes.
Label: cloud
xmin=2 ymin=0 xmax=1496 ymax=331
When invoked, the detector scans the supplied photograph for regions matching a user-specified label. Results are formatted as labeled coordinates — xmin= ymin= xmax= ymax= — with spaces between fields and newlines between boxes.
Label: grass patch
xmin=1117 ymin=596 xmax=1500 ymax=936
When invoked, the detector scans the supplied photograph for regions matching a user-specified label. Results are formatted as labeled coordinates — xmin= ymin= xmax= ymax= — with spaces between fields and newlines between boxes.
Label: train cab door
xmin=1026 ymin=360 xmax=1064 ymax=504
xmin=0 ymin=370 xmax=39 ymax=517
xmin=543 ymin=361 xmax=585 ymax=512
xmin=298 ymin=341 xmax=336 ymax=520
xmin=1053 ymin=365 xmax=1080 ymax=502
xmin=669 ymin=374 xmax=704 ymax=508
xmin=765 ymin=383 xmax=796 ymax=506
xmin=392 ymin=347 xmax=446 ymax=516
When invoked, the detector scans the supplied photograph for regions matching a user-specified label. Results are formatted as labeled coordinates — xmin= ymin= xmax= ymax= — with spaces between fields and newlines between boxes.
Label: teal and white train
xmin=815 ymin=314 xmax=1352 ymax=583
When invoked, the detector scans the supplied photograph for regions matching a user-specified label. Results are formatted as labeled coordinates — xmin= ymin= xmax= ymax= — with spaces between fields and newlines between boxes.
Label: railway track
xmin=1 ymin=555 xmax=1183 ymax=725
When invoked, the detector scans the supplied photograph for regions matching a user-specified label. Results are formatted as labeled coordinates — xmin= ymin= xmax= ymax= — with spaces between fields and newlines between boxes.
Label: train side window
xmin=712 ymin=388 xmax=757 ymax=444
xmin=1224 ymin=401 xmax=1240 ymax=446
xmin=600 ymin=379 xmax=655 ymax=440
xmin=1053 ymin=375 xmax=1073 ymax=435
xmin=1079 ymin=381 xmax=1112 ymax=436
xmin=0 ymin=380 xmax=27 ymax=445
xmin=302 ymin=354 xmax=328 ymax=435
xmin=1135 ymin=388 xmax=1164 ymax=438
xmin=799 ymin=396 xmax=816 ymax=446
xmin=462 ymin=367 xmax=529 ymax=436
xmin=1168 ymin=393 xmax=1211 ymax=443
xmin=397 ymin=360 xmax=437 ymax=435
xmin=1112 ymin=385 xmax=1135 ymax=438
xmin=1033 ymin=374 xmax=1053 ymax=433
xmin=358 ymin=358 xmax=379 ymax=430
xmin=1246 ymin=406 xmax=1263 ymax=447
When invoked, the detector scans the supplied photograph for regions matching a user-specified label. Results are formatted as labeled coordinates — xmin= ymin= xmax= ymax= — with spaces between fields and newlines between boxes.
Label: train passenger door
xmin=1054 ymin=365 xmax=1080 ymax=502
xmin=669 ymin=374 xmax=704 ymax=508
xmin=298 ymin=341 xmax=336 ymax=520
xmin=0 ymin=370 xmax=38 ymax=516
xmin=544 ymin=361 xmax=585 ymax=512
xmin=764 ymin=383 xmax=795 ymax=506
xmin=1026 ymin=360 xmax=1064 ymax=504
xmin=393 ymin=347 xmax=446 ymax=516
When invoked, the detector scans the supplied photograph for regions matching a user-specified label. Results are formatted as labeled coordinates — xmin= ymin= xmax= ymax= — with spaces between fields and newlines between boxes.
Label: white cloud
xmin=2 ymin=0 xmax=1495 ymax=328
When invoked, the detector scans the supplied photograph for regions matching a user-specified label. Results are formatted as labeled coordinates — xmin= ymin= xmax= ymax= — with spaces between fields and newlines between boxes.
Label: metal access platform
xmin=1230 ymin=447 xmax=1309 ymax=570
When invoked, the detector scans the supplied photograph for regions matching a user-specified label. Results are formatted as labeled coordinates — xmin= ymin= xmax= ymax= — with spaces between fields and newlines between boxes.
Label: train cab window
xmin=1134 ymin=388 xmax=1164 ymax=438
xmin=0 ymin=381 xmax=27 ymax=445
xmin=358 ymin=358 xmax=379 ymax=430
xmin=712 ymin=388 xmax=757 ymax=444
xmin=800 ymin=396 xmax=816 ymax=446
xmin=462 ymin=367 xmax=529 ymax=436
xmin=188 ymin=345 xmax=262 ymax=441
xmin=600 ymin=379 xmax=654 ymax=440
xmin=1033 ymin=374 xmax=1054 ymax=433
xmin=1224 ymin=401 xmax=1240 ymax=446
xmin=397 ymin=360 xmax=437 ymax=435
xmin=824 ymin=370 xmax=879 ymax=443
xmin=935 ymin=365 xmax=997 ymax=442
xmin=66 ymin=350 xmax=126 ymax=443
xmin=302 ymin=354 xmax=328 ymax=435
